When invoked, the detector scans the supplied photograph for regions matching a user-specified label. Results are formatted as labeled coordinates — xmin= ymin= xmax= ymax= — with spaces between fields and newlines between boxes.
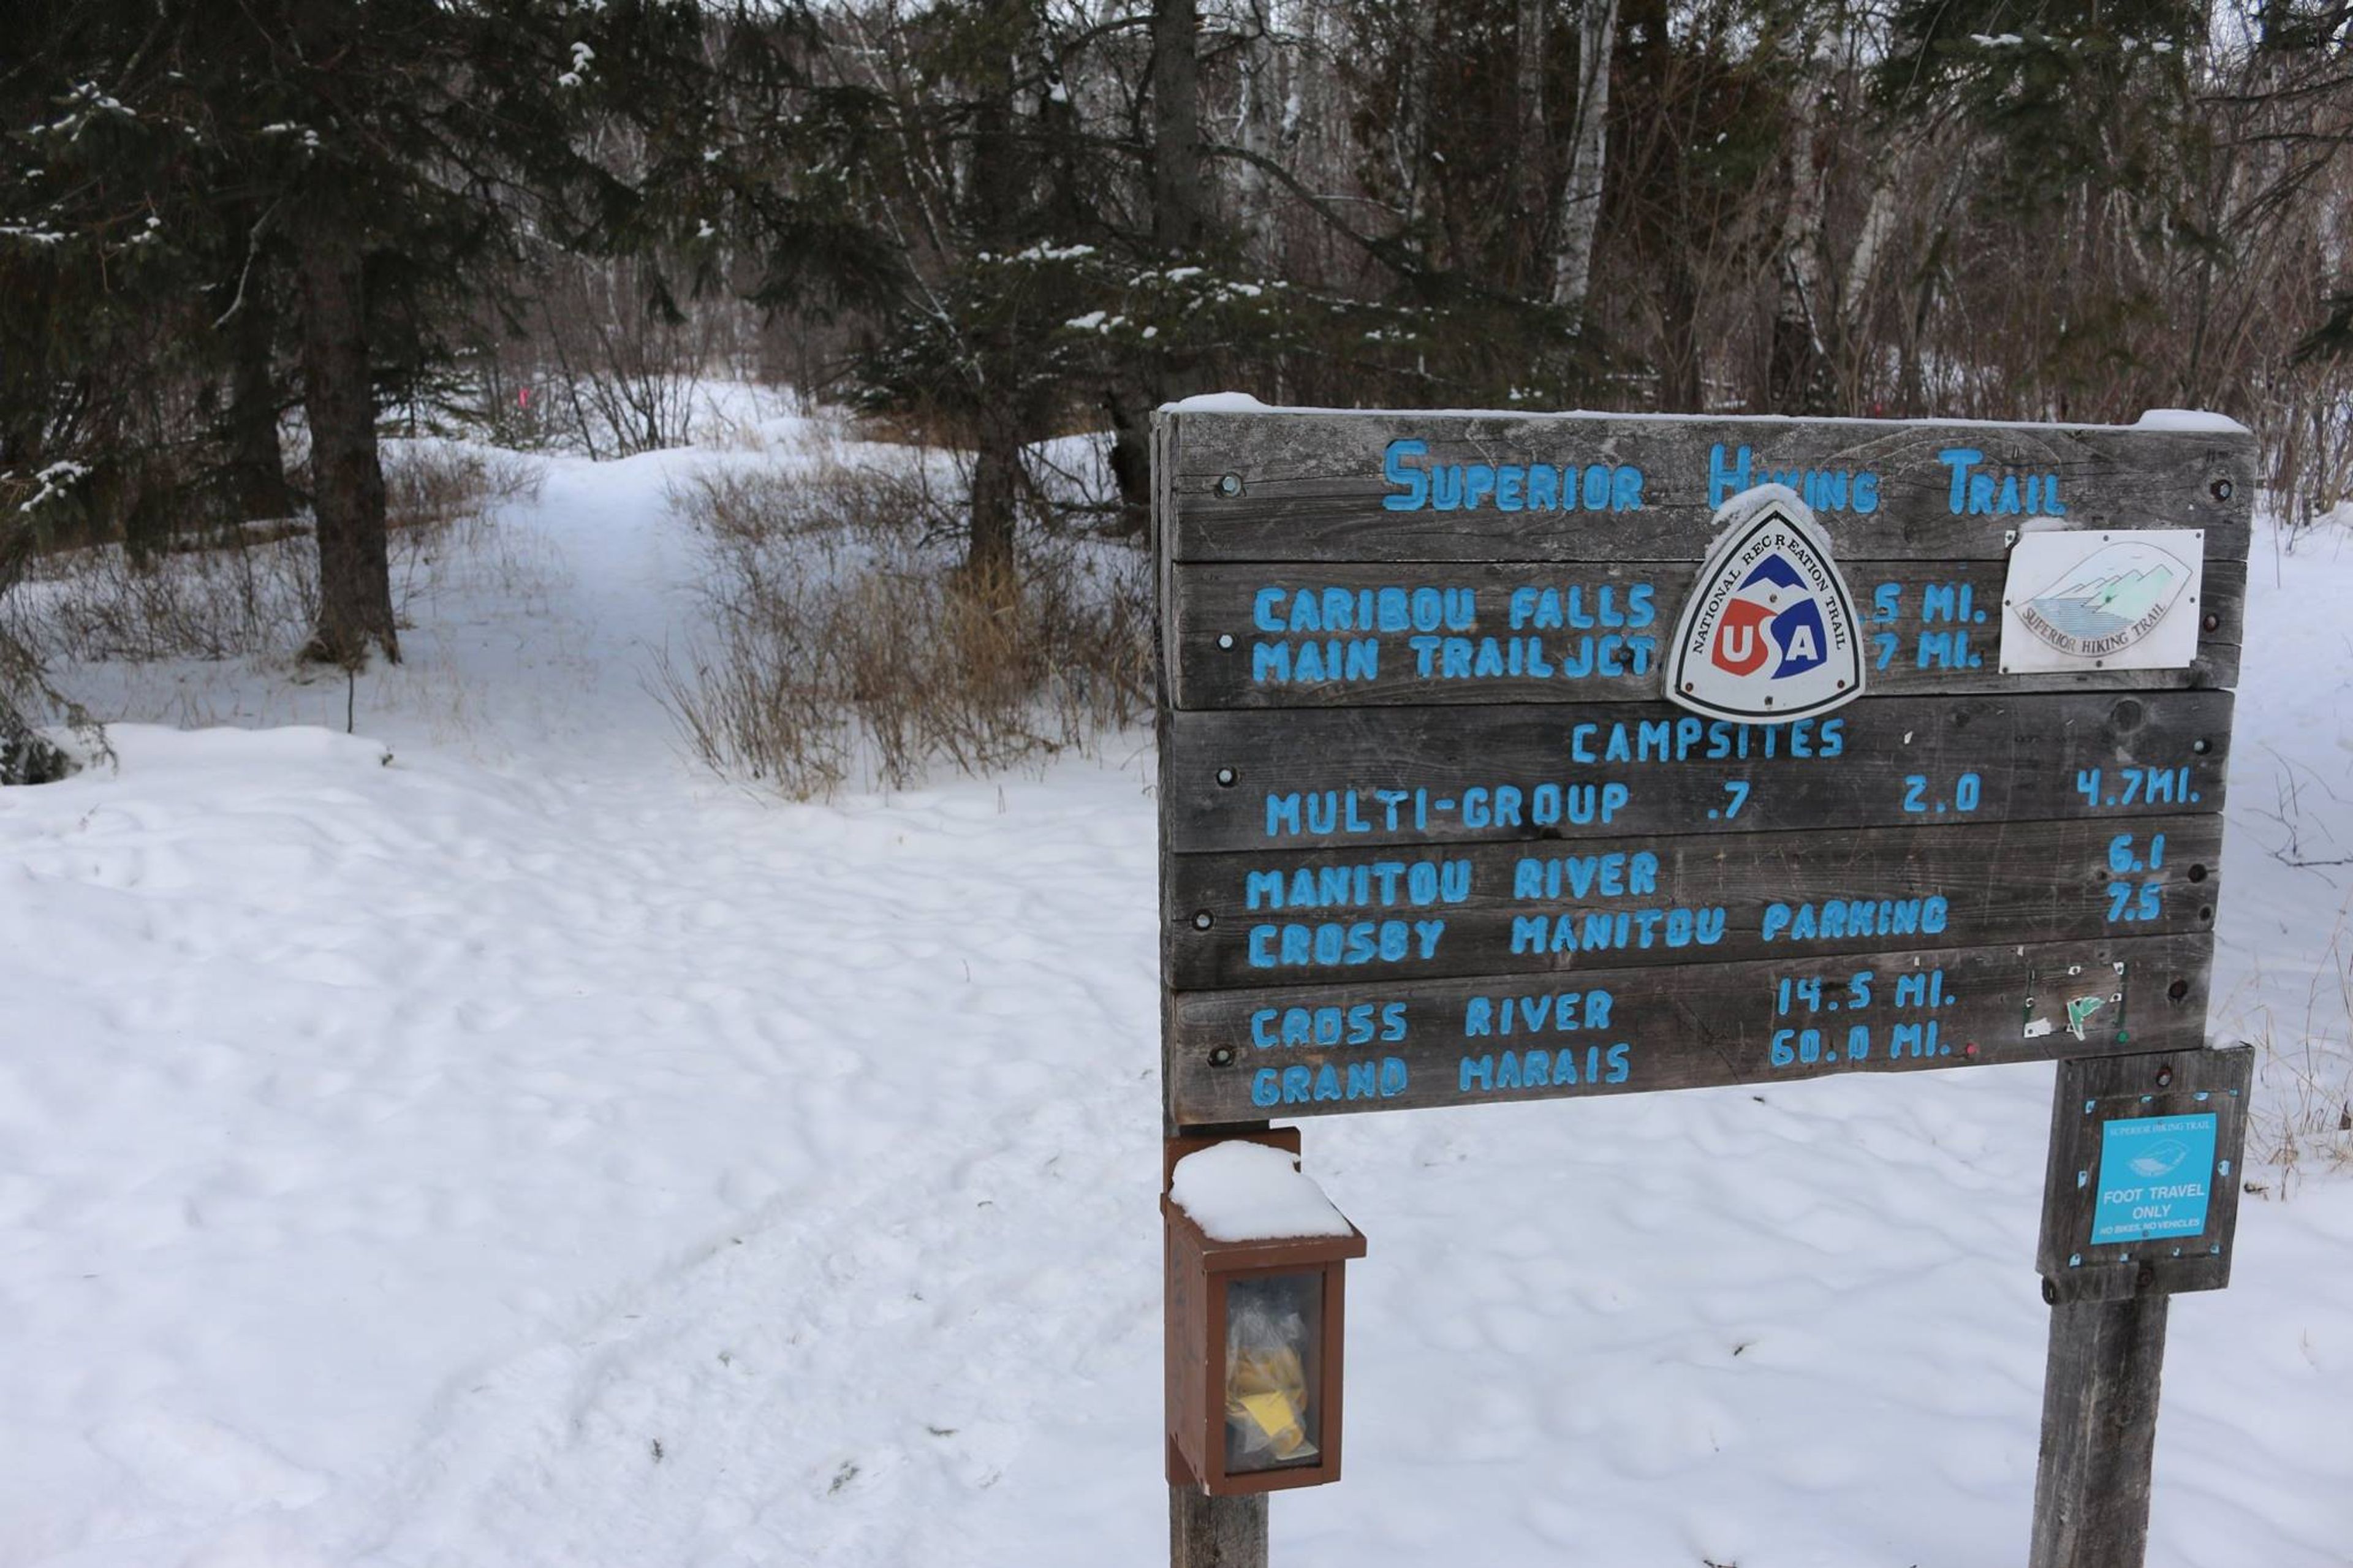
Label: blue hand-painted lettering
xmin=1759 ymin=895 xmax=1950 ymax=941
xmin=1381 ymin=439 xmax=1645 ymax=513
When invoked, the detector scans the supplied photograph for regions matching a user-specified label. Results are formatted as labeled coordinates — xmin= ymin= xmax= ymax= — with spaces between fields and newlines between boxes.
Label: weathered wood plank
xmin=1164 ymin=691 xmax=2231 ymax=854
xmin=2035 ymin=1047 xmax=2251 ymax=1304
xmin=1156 ymin=411 xmax=1189 ymax=1140
xmin=1153 ymin=407 xmax=2243 ymax=1134
xmin=1164 ymin=933 xmax=2212 ymax=1122
xmin=1162 ymin=410 xmax=2254 ymax=564
xmin=2028 ymin=1294 xmax=2170 ymax=1568
xmin=1165 ymin=814 xmax=2219 ymax=989
xmin=1169 ymin=557 xmax=2245 ymax=709
xmin=1170 ymin=1488 xmax=1268 ymax=1568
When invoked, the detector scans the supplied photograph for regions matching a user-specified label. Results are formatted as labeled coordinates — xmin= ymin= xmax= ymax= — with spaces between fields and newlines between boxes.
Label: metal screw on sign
xmin=1208 ymin=1047 xmax=1236 ymax=1068
xmin=1217 ymin=633 xmax=1236 ymax=650
xmin=2210 ymin=477 xmax=2234 ymax=501
xmin=1192 ymin=911 xmax=1213 ymax=930
xmin=1215 ymin=767 xmax=1238 ymax=788
xmin=1216 ymin=474 xmax=1244 ymax=498
xmin=2156 ymin=1066 xmax=2175 ymax=1088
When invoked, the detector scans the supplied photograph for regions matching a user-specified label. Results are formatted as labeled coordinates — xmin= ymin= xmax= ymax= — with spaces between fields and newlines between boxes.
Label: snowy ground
xmin=4 ymin=415 xmax=2351 ymax=1567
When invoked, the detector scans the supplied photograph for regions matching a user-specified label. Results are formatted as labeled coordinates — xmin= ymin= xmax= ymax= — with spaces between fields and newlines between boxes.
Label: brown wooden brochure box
xmin=1164 ymin=1136 xmax=1365 ymax=1497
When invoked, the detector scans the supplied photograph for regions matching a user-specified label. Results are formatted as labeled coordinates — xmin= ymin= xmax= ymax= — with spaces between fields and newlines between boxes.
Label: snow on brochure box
xmin=1150 ymin=402 xmax=2257 ymax=1558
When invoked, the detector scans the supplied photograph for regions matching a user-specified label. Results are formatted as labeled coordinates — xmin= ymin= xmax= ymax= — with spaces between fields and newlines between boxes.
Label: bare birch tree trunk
xmin=1236 ymin=0 xmax=1283 ymax=268
xmin=1833 ymin=156 xmax=1904 ymax=412
xmin=1768 ymin=75 xmax=1830 ymax=412
xmin=1550 ymin=0 xmax=1618 ymax=317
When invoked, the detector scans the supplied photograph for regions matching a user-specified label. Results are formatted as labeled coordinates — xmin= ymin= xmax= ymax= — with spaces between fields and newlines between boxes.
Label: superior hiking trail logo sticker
xmin=1665 ymin=488 xmax=1865 ymax=723
xmin=2000 ymin=529 xmax=2203 ymax=673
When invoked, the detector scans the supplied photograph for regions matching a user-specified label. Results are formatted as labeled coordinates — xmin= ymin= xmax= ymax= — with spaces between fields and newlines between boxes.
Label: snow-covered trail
xmin=6 ymin=437 xmax=2352 ymax=1567
xmin=2 ymin=736 xmax=1173 ymax=1567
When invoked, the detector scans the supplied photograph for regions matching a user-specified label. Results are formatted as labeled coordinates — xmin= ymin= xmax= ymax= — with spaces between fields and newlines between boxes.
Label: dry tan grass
xmin=9 ymin=442 xmax=542 ymax=665
xmin=2230 ymin=895 xmax=2353 ymax=1196
xmin=384 ymin=443 xmax=542 ymax=537
xmin=652 ymin=448 xmax=1149 ymax=798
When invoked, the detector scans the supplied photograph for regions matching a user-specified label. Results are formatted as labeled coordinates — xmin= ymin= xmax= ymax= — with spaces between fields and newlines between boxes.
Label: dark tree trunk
xmin=295 ymin=229 xmax=399 ymax=667
xmin=1659 ymin=250 xmax=1704 ymax=412
xmin=1514 ymin=0 xmax=1549 ymax=289
xmin=1104 ymin=382 xmax=1154 ymax=539
xmin=224 ymin=281 xmax=295 ymax=521
xmin=1108 ymin=0 xmax=1205 ymax=539
xmin=968 ymin=400 xmax=1021 ymax=587
xmin=1768 ymin=271 xmax=1830 ymax=414
xmin=964 ymin=15 xmax=1025 ymax=589
xmin=1153 ymin=0 xmax=1203 ymax=256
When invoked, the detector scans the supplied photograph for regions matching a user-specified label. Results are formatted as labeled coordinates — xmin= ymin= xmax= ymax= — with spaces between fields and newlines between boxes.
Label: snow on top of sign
xmin=1159 ymin=392 xmax=2251 ymax=434
xmin=1169 ymin=1142 xmax=1354 ymax=1243
xmin=2133 ymin=408 xmax=2251 ymax=434
xmin=1708 ymin=482 xmax=1809 ymax=529
xmin=1161 ymin=392 xmax=1273 ymax=414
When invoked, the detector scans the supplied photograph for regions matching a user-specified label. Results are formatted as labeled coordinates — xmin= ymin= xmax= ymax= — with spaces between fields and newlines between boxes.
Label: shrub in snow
xmin=652 ymin=438 xmax=1150 ymax=798
xmin=0 ymin=712 xmax=72 ymax=785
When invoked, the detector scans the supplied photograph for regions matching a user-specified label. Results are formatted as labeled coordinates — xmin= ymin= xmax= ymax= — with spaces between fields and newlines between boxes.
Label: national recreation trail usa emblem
xmin=1665 ymin=488 xmax=1865 ymax=724
xmin=1999 ymin=529 xmax=2203 ymax=674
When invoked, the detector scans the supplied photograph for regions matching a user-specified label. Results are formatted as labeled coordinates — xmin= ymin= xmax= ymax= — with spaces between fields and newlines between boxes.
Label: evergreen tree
xmin=4 ymin=0 xmax=726 ymax=667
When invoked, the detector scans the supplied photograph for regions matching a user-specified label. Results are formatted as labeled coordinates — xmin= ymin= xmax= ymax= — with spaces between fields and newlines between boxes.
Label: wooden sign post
xmin=1153 ymin=402 xmax=2253 ymax=1568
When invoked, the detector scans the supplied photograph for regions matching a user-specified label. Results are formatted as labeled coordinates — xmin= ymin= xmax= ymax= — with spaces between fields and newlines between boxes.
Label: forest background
xmin=4 ymin=0 xmax=2352 ymax=778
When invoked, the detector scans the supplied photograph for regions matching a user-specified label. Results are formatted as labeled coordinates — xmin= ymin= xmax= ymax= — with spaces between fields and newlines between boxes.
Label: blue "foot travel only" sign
xmin=2091 ymin=1114 xmax=2218 ymax=1244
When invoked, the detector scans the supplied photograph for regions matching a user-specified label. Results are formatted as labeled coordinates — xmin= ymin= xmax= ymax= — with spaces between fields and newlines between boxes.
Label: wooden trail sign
xmin=1153 ymin=401 xmax=2256 ymax=1568
xmin=1158 ymin=405 xmax=2248 ymax=1124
